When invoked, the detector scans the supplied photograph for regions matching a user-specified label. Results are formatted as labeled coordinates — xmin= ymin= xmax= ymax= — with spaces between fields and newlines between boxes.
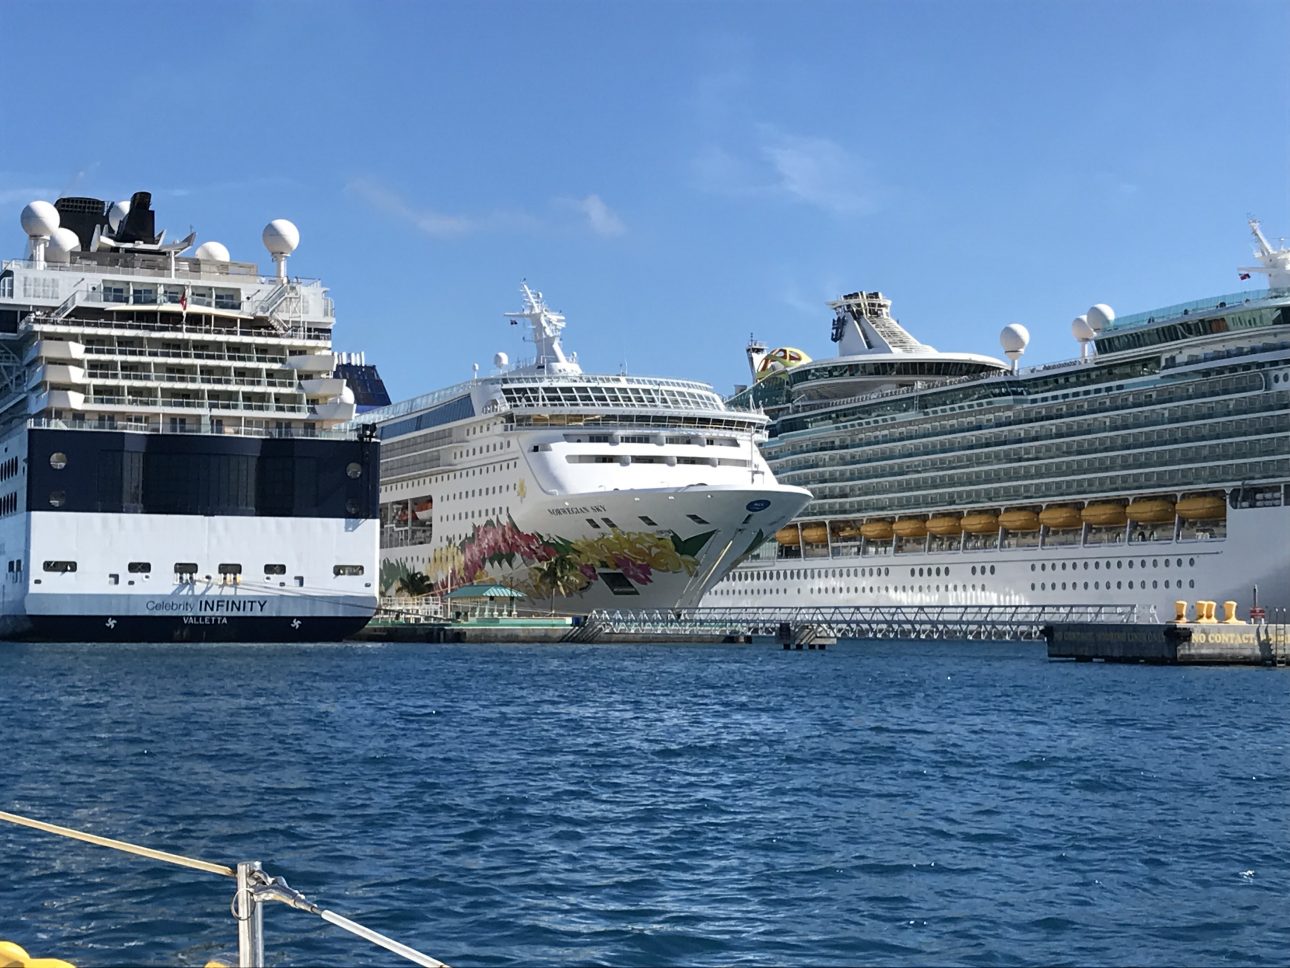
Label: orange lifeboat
xmin=961 ymin=511 xmax=999 ymax=534
xmin=1126 ymin=498 xmax=1175 ymax=524
xmin=1176 ymin=493 xmax=1227 ymax=521
xmin=774 ymin=525 xmax=801 ymax=546
xmin=893 ymin=517 xmax=928 ymax=538
xmin=926 ymin=514 xmax=963 ymax=536
xmin=1081 ymin=502 xmax=1127 ymax=527
xmin=1039 ymin=505 xmax=1082 ymax=530
xmin=861 ymin=520 xmax=894 ymax=541
xmin=800 ymin=523 xmax=829 ymax=544
xmin=999 ymin=509 xmax=1041 ymax=532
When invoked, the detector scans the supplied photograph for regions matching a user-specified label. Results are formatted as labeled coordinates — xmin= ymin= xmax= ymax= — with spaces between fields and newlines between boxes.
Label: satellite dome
xmin=999 ymin=323 xmax=1030 ymax=355
xmin=20 ymin=201 xmax=59 ymax=238
xmin=107 ymin=200 xmax=131 ymax=232
xmin=46 ymin=227 xmax=81 ymax=263
xmin=1071 ymin=314 xmax=1096 ymax=342
xmin=194 ymin=241 xmax=230 ymax=262
xmin=338 ymin=385 xmax=356 ymax=405
xmin=262 ymin=219 xmax=300 ymax=256
xmin=1086 ymin=304 xmax=1115 ymax=333
xmin=755 ymin=346 xmax=812 ymax=381
xmin=493 ymin=351 xmax=510 ymax=369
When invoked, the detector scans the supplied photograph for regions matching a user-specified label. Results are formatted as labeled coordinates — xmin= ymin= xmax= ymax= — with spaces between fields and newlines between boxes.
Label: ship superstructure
xmin=0 ymin=192 xmax=379 ymax=640
xmin=364 ymin=284 xmax=811 ymax=609
xmin=706 ymin=220 xmax=1290 ymax=618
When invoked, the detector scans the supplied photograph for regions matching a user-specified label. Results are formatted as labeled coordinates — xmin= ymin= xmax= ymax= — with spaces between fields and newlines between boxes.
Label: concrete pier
xmin=1045 ymin=622 xmax=1290 ymax=665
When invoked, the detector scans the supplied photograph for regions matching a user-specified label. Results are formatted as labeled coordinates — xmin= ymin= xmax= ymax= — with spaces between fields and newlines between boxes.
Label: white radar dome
xmin=20 ymin=200 xmax=59 ymax=238
xmin=999 ymin=323 xmax=1031 ymax=355
xmin=46 ymin=227 xmax=81 ymax=263
xmin=107 ymin=200 xmax=131 ymax=231
xmin=493 ymin=351 xmax=509 ymax=369
xmin=338 ymin=385 xmax=356 ymax=405
xmin=262 ymin=219 xmax=300 ymax=256
xmin=1071 ymin=314 xmax=1096 ymax=342
xmin=1086 ymin=304 xmax=1115 ymax=333
xmin=194 ymin=241 xmax=230 ymax=262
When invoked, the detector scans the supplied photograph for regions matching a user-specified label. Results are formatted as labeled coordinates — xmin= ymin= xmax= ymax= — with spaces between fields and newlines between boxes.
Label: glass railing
xmin=1105 ymin=287 xmax=1290 ymax=333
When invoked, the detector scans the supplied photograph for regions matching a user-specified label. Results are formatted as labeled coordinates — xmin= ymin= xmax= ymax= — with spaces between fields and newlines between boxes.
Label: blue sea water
xmin=2 ymin=639 xmax=1289 ymax=967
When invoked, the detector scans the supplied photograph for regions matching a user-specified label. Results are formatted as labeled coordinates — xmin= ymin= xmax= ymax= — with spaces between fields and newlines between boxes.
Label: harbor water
xmin=3 ymin=640 xmax=1289 ymax=967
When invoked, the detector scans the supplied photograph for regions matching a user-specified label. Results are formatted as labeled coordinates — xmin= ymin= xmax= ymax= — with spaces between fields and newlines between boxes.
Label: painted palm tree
xmin=532 ymin=555 xmax=582 ymax=614
xmin=396 ymin=570 xmax=433 ymax=597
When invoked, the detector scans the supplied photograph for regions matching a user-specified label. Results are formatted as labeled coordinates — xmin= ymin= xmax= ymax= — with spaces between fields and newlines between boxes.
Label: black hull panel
xmin=17 ymin=614 xmax=373 ymax=643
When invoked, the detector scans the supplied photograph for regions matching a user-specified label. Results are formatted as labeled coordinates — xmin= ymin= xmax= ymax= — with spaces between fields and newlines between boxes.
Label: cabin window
xmin=333 ymin=564 xmax=364 ymax=576
xmin=127 ymin=562 xmax=151 ymax=573
xmin=218 ymin=563 xmax=243 ymax=576
xmin=42 ymin=560 xmax=76 ymax=573
xmin=174 ymin=562 xmax=198 ymax=576
xmin=264 ymin=563 xmax=286 ymax=575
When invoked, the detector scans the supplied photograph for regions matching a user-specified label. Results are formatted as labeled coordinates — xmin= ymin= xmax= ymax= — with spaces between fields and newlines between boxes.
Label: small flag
xmin=179 ymin=286 xmax=189 ymax=311
xmin=1239 ymin=272 xmax=1251 ymax=281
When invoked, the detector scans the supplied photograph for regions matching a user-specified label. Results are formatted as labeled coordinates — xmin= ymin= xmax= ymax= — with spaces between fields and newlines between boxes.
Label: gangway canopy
xmin=446 ymin=583 xmax=526 ymax=599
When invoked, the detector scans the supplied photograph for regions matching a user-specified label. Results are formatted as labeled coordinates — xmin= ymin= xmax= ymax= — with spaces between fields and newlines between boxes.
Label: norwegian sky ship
xmin=364 ymin=284 xmax=811 ymax=609
xmin=0 ymin=192 xmax=379 ymax=640
xmin=705 ymin=220 xmax=1290 ymax=619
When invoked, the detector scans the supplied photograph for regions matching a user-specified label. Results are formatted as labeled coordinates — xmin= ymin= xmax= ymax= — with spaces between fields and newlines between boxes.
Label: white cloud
xmin=349 ymin=178 xmax=626 ymax=239
xmin=693 ymin=126 xmax=876 ymax=217
xmin=569 ymin=194 xmax=626 ymax=237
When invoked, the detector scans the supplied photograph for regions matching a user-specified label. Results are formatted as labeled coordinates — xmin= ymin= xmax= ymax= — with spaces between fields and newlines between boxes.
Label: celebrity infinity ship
xmin=705 ymin=219 xmax=1290 ymax=618
xmin=0 ymin=192 xmax=379 ymax=640
xmin=365 ymin=284 xmax=810 ymax=609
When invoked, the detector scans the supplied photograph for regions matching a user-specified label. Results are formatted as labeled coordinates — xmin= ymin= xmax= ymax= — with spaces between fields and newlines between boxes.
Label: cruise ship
xmin=365 ymin=284 xmax=811 ymax=609
xmin=705 ymin=219 xmax=1290 ymax=619
xmin=0 ymin=192 xmax=379 ymax=640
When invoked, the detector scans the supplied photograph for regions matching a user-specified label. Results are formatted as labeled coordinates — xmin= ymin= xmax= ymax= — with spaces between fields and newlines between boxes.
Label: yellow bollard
xmin=1222 ymin=600 xmax=1246 ymax=624
xmin=1196 ymin=600 xmax=1215 ymax=624
xmin=1173 ymin=600 xmax=1188 ymax=623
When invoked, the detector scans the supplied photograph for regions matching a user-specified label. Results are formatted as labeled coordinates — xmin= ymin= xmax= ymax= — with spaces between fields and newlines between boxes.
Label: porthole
xmin=989 ymin=565 xmax=995 ymax=575
xmin=346 ymin=462 xmax=363 ymax=479
xmin=345 ymin=499 xmax=361 ymax=516
xmin=48 ymin=491 xmax=65 ymax=508
xmin=49 ymin=452 xmax=67 ymax=470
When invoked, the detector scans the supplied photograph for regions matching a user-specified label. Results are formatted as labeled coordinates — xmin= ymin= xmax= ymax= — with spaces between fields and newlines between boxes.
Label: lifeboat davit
xmin=1039 ymin=505 xmax=1082 ymax=530
xmin=926 ymin=514 xmax=963 ymax=536
xmin=831 ymin=520 xmax=861 ymax=540
xmin=774 ymin=525 xmax=801 ymax=546
xmin=999 ymin=509 xmax=1041 ymax=532
xmin=800 ymin=523 xmax=829 ymax=544
xmin=961 ymin=511 xmax=999 ymax=534
xmin=1126 ymin=498 xmax=1175 ymax=524
xmin=1176 ymin=494 xmax=1227 ymax=521
xmin=1081 ymin=502 xmax=1127 ymax=527
xmin=861 ymin=520 xmax=894 ymax=541
xmin=893 ymin=517 xmax=928 ymax=538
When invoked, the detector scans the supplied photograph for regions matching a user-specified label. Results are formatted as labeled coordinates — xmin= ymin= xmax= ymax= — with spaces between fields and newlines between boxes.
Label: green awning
xmin=446 ymin=583 xmax=526 ymax=599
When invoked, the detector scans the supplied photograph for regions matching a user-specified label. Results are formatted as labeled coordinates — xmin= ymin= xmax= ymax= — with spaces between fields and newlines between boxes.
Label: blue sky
xmin=3 ymin=1 xmax=1287 ymax=399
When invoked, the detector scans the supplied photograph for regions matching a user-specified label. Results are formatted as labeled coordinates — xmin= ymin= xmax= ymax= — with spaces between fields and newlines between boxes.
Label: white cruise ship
xmin=0 ymin=192 xmax=378 ymax=640
xmin=365 ymin=284 xmax=811 ymax=609
xmin=705 ymin=220 xmax=1290 ymax=619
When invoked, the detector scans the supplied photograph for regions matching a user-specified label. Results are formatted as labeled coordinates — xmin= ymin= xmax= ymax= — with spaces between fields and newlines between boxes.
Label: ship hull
xmin=382 ymin=483 xmax=811 ymax=612
xmin=705 ymin=503 xmax=1290 ymax=621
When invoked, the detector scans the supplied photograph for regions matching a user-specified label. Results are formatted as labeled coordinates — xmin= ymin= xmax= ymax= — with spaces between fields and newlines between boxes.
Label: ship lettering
xmin=198 ymin=599 xmax=268 ymax=613
xmin=548 ymin=505 xmax=607 ymax=516
xmin=183 ymin=616 xmax=229 ymax=625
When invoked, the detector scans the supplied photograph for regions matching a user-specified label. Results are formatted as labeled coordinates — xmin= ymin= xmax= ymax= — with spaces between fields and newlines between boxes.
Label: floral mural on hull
xmin=381 ymin=517 xmax=717 ymax=600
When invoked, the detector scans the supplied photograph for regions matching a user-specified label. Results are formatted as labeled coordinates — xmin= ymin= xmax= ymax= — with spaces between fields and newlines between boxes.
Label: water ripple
xmin=2 ymin=639 xmax=1289 ymax=966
